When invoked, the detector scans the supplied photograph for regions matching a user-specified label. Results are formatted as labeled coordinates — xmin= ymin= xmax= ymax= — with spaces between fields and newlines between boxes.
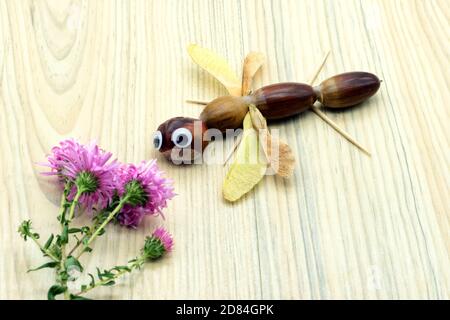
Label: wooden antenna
xmin=308 ymin=51 xmax=371 ymax=156
xmin=186 ymin=99 xmax=208 ymax=105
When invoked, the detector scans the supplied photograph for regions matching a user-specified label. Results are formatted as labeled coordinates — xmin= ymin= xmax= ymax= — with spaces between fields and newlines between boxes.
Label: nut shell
xmin=251 ymin=83 xmax=316 ymax=119
xmin=200 ymin=96 xmax=249 ymax=132
xmin=316 ymin=72 xmax=380 ymax=108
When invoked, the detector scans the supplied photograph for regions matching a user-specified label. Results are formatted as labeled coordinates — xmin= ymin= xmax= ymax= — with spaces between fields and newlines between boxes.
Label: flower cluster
xmin=19 ymin=139 xmax=175 ymax=300
xmin=43 ymin=139 xmax=175 ymax=228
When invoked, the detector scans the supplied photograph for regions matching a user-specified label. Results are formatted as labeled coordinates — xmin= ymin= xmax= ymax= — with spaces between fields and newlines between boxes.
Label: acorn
xmin=154 ymin=117 xmax=209 ymax=164
xmin=199 ymin=96 xmax=249 ymax=132
xmin=198 ymin=72 xmax=380 ymax=132
xmin=250 ymin=82 xmax=317 ymax=119
xmin=315 ymin=72 xmax=381 ymax=108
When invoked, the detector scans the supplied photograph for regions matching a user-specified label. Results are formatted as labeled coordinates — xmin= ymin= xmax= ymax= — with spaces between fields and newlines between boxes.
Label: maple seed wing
xmin=241 ymin=52 xmax=265 ymax=96
xmin=222 ymin=112 xmax=268 ymax=202
xmin=249 ymin=105 xmax=295 ymax=178
xmin=187 ymin=44 xmax=242 ymax=96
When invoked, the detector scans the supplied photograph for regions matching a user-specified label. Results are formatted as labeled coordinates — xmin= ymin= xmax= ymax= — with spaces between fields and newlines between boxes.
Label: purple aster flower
xmin=152 ymin=227 xmax=174 ymax=252
xmin=41 ymin=139 xmax=85 ymax=183
xmin=42 ymin=139 xmax=119 ymax=211
xmin=116 ymin=160 xmax=175 ymax=227
xmin=142 ymin=227 xmax=174 ymax=260
xmin=117 ymin=206 xmax=147 ymax=228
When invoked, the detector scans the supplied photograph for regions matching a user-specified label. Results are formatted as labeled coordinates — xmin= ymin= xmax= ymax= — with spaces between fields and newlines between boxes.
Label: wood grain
xmin=0 ymin=0 xmax=448 ymax=299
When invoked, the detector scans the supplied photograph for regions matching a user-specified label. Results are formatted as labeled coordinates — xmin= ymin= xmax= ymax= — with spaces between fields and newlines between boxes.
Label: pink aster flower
xmin=152 ymin=227 xmax=174 ymax=252
xmin=117 ymin=206 xmax=147 ymax=228
xmin=42 ymin=139 xmax=119 ymax=211
xmin=116 ymin=160 xmax=175 ymax=228
xmin=41 ymin=139 xmax=85 ymax=183
xmin=142 ymin=227 xmax=174 ymax=259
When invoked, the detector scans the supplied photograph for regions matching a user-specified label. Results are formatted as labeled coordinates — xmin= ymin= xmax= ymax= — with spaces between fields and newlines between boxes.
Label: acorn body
xmin=199 ymin=96 xmax=248 ymax=133
xmin=315 ymin=72 xmax=381 ymax=108
xmin=250 ymin=83 xmax=316 ymax=120
xmin=196 ymin=72 xmax=380 ymax=132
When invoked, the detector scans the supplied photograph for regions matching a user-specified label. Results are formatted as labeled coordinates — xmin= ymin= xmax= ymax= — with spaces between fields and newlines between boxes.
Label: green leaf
xmin=65 ymin=256 xmax=84 ymax=273
xmin=44 ymin=234 xmax=54 ymax=250
xmin=27 ymin=261 xmax=59 ymax=273
xmin=18 ymin=220 xmax=32 ymax=241
xmin=47 ymin=285 xmax=67 ymax=300
xmin=102 ymin=280 xmax=116 ymax=286
xmin=88 ymin=273 xmax=95 ymax=287
xmin=60 ymin=224 xmax=69 ymax=245
xmin=101 ymin=270 xmax=114 ymax=279
xmin=82 ymin=247 xmax=92 ymax=253
xmin=58 ymin=270 xmax=69 ymax=282
xmin=49 ymin=244 xmax=62 ymax=260
xmin=68 ymin=228 xmax=83 ymax=234
xmin=113 ymin=265 xmax=131 ymax=273
xmin=96 ymin=267 xmax=103 ymax=280
xmin=69 ymin=294 xmax=91 ymax=300
xmin=59 ymin=211 xmax=66 ymax=224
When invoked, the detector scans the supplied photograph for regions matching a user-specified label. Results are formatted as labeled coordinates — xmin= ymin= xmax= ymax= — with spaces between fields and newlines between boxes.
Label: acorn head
xmin=199 ymin=96 xmax=249 ymax=132
xmin=154 ymin=117 xmax=209 ymax=164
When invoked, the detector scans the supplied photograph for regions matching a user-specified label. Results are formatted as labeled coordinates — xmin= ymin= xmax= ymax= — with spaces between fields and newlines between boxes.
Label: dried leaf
xmin=241 ymin=52 xmax=265 ymax=95
xmin=187 ymin=44 xmax=242 ymax=96
xmin=222 ymin=113 xmax=268 ymax=202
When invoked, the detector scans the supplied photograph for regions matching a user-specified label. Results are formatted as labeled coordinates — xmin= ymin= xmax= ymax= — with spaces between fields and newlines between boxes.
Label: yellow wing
xmin=187 ymin=44 xmax=242 ymax=96
xmin=222 ymin=112 xmax=268 ymax=202
xmin=241 ymin=52 xmax=265 ymax=95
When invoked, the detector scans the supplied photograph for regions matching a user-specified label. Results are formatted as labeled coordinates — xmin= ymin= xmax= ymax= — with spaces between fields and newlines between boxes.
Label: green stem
xmin=59 ymin=182 xmax=71 ymax=223
xmin=67 ymin=189 xmax=84 ymax=223
xmin=29 ymin=234 xmax=59 ymax=262
xmin=75 ymin=257 xmax=144 ymax=296
xmin=61 ymin=187 xmax=84 ymax=299
xmin=67 ymin=234 xmax=87 ymax=257
xmin=61 ymin=188 xmax=83 ymax=262
xmin=77 ymin=270 xmax=127 ymax=296
xmin=58 ymin=183 xmax=75 ymax=263
xmin=75 ymin=198 xmax=128 ymax=260
xmin=67 ymin=208 xmax=105 ymax=256
xmin=26 ymin=184 xmax=71 ymax=263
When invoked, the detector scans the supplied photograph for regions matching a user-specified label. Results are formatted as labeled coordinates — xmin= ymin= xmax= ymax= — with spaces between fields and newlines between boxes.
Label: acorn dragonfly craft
xmin=154 ymin=44 xmax=381 ymax=201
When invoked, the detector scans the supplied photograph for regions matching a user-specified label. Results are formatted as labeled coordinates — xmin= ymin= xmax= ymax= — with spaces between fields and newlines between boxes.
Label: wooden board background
xmin=0 ymin=0 xmax=448 ymax=299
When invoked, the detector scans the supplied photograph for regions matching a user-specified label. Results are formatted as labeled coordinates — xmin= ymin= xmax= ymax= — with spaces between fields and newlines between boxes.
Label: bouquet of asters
xmin=18 ymin=139 xmax=175 ymax=299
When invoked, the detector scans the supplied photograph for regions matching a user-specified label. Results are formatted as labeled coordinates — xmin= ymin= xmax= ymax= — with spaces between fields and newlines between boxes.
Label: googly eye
xmin=153 ymin=131 xmax=163 ymax=150
xmin=171 ymin=128 xmax=193 ymax=148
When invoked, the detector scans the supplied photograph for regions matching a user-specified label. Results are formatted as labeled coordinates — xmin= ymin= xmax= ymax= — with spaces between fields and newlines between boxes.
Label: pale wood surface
xmin=0 ymin=0 xmax=449 ymax=299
